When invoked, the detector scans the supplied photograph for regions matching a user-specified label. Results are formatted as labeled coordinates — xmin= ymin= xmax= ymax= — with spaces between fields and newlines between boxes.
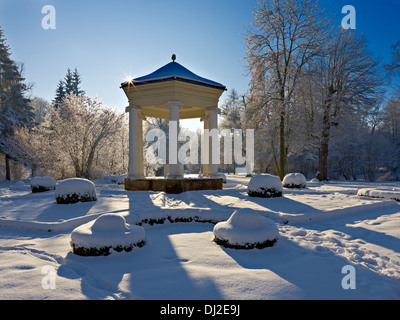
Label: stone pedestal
xmin=125 ymin=177 xmax=223 ymax=193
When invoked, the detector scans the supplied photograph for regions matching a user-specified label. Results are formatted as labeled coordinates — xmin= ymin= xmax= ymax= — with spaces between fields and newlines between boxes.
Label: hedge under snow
xmin=70 ymin=213 xmax=146 ymax=256
xmin=30 ymin=176 xmax=57 ymax=193
xmin=100 ymin=174 xmax=127 ymax=185
xmin=213 ymin=208 xmax=279 ymax=249
xmin=357 ymin=188 xmax=400 ymax=201
xmin=283 ymin=173 xmax=306 ymax=188
xmin=247 ymin=174 xmax=283 ymax=198
xmin=55 ymin=178 xmax=97 ymax=204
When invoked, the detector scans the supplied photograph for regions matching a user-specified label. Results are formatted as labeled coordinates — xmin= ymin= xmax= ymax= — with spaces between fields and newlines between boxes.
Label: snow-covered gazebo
xmin=120 ymin=55 xmax=226 ymax=193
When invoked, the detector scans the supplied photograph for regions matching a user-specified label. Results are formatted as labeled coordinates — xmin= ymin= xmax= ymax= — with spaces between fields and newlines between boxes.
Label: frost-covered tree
xmin=245 ymin=0 xmax=331 ymax=179
xmin=30 ymin=97 xmax=50 ymax=124
xmin=0 ymin=26 xmax=33 ymax=179
xmin=89 ymin=114 xmax=129 ymax=178
xmin=312 ymin=30 xmax=382 ymax=180
xmin=379 ymin=94 xmax=400 ymax=180
xmin=384 ymin=40 xmax=400 ymax=81
xmin=287 ymin=29 xmax=383 ymax=181
xmin=0 ymin=126 xmax=53 ymax=177
xmin=219 ymin=89 xmax=248 ymax=173
xmin=220 ymin=89 xmax=245 ymax=131
xmin=44 ymin=93 xmax=124 ymax=178
xmin=382 ymin=95 xmax=400 ymax=145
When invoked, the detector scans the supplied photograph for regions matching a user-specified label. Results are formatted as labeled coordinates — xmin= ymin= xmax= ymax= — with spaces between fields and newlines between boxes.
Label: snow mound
xmin=213 ymin=208 xmax=279 ymax=249
xmin=283 ymin=173 xmax=306 ymax=188
xmin=247 ymin=174 xmax=283 ymax=197
xmin=357 ymin=188 xmax=400 ymax=201
xmin=218 ymin=173 xmax=227 ymax=183
xmin=10 ymin=181 xmax=30 ymax=191
xmin=70 ymin=213 xmax=146 ymax=256
xmin=55 ymin=178 xmax=97 ymax=204
xmin=30 ymin=176 xmax=56 ymax=193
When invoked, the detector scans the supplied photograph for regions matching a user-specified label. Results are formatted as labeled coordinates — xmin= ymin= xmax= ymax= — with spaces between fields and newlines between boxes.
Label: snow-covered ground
xmin=0 ymin=175 xmax=400 ymax=300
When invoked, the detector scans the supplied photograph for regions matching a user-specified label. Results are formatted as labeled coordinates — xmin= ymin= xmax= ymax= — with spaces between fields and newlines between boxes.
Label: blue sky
xmin=0 ymin=0 xmax=399 ymax=128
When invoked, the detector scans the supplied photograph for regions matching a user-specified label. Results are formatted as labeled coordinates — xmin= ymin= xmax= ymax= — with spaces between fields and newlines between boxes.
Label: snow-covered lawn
xmin=0 ymin=175 xmax=400 ymax=299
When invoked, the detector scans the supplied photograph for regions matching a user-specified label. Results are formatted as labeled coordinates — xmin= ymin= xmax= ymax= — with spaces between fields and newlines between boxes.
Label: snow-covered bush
xmin=55 ymin=178 xmax=97 ymax=204
xmin=70 ymin=213 xmax=146 ymax=256
xmin=357 ymin=188 xmax=400 ymax=201
xmin=30 ymin=176 xmax=57 ymax=193
xmin=283 ymin=173 xmax=306 ymax=188
xmin=247 ymin=174 xmax=283 ymax=198
xmin=213 ymin=209 xmax=279 ymax=249
xmin=219 ymin=173 xmax=227 ymax=183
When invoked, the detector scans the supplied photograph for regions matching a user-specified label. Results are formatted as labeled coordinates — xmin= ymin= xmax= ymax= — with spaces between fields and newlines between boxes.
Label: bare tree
xmin=312 ymin=29 xmax=383 ymax=180
xmin=245 ymin=0 xmax=331 ymax=179
xmin=384 ymin=40 xmax=400 ymax=81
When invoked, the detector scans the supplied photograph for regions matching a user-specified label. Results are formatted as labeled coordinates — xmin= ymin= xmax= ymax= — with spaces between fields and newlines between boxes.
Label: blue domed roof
xmin=121 ymin=60 xmax=226 ymax=90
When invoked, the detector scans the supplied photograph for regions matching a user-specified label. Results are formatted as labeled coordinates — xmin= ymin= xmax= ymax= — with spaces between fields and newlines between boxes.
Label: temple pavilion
xmin=120 ymin=55 xmax=226 ymax=193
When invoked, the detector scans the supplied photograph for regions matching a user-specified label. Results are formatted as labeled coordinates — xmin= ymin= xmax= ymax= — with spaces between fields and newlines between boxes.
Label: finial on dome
xmin=171 ymin=54 xmax=176 ymax=62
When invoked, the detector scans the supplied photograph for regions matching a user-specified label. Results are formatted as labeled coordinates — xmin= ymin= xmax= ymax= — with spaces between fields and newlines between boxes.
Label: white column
xmin=126 ymin=105 xmax=144 ymax=178
xmin=200 ymin=115 xmax=209 ymax=177
xmin=139 ymin=114 xmax=146 ymax=176
xmin=166 ymin=101 xmax=183 ymax=178
xmin=206 ymin=108 xmax=219 ymax=177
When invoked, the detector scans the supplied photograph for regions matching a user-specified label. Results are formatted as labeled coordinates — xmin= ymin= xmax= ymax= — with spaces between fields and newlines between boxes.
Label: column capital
xmin=205 ymin=107 xmax=220 ymax=116
xmin=166 ymin=100 xmax=183 ymax=110
xmin=125 ymin=105 xmax=142 ymax=113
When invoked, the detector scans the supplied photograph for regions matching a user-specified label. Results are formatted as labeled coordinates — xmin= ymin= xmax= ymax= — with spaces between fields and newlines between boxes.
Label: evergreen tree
xmin=53 ymin=79 xmax=65 ymax=108
xmin=64 ymin=68 xmax=74 ymax=95
xmin=0 ymin=26 xmax=33 ymax=179
xmin=52 ymin=67 xmax=85 ymax=108
xmin=72 ymin=68 xmax=85 ymax=96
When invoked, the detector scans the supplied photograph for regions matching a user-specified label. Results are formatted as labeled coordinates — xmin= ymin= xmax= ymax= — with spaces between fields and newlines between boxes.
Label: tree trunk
xmin=84 ymin=140 xmax=101 ymax=179
xmin=5 ymin=154 xmax=11 ymax=180
xmin=318 ymin=103 xmax=331 ymax=181
xmin=278 ymin=111 xmax=286 ymax=180
xmin=31 ymin=164 xmax=37 ymax=178
xmin=74 ymin=163 xmax=82 ymax=178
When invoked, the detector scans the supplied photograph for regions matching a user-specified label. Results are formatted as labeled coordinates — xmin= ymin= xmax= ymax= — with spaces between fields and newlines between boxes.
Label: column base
xmin=125 ymin=177 xmax=223 ymax=193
